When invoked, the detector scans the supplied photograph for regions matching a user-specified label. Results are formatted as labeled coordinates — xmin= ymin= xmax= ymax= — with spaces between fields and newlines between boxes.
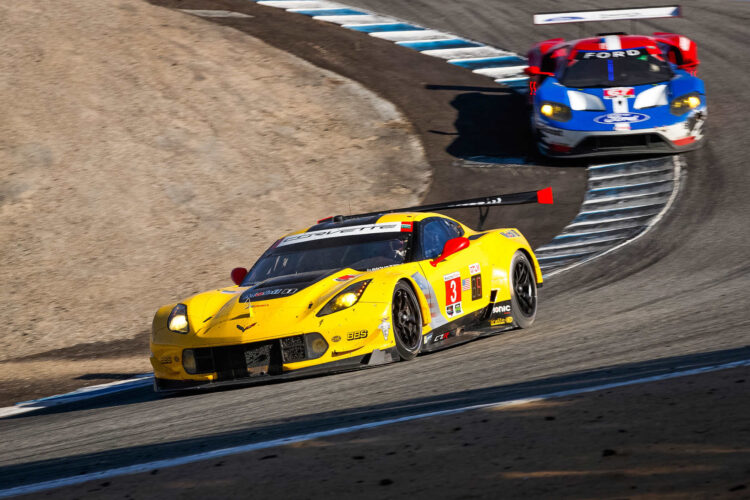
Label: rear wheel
xmin=510 ymin=251 xmax=537 ymax=328
xmin=392 ymin=281 xmax=422 ymax=360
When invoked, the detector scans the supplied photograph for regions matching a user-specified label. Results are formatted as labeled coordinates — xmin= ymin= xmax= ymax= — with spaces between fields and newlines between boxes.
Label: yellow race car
xmin=150 ymin=188 xmax=553 ymax=391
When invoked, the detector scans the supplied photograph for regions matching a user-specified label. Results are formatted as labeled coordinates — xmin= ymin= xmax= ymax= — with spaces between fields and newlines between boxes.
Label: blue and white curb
xmin=0 ymin=374 xmax=153 ymax=418
xmin=536 ymin=156 xmax=682 ymax=277
xmin=253 ymin=0 xmax=530 ymax=91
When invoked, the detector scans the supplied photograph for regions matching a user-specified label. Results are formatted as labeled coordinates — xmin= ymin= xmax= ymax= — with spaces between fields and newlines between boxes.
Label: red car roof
xmin=571 ymin=34 xmax=659 ymax=52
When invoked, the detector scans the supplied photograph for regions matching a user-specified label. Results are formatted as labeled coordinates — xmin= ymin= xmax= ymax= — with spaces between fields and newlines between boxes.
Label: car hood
xmin=538 ymin=73 xmax=704 ymax=131
xmin=188 ymin=268 xmax=375 ymax=341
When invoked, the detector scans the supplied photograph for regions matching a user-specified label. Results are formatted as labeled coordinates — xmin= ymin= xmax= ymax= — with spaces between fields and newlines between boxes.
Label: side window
xmin=444 ymin=219 xmax=464 ymax=239
xmin=419 ymin=218 xmax=464 ymax=260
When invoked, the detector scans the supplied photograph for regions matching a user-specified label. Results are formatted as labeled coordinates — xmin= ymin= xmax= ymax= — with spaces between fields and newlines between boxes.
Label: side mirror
xmin=523 ymin=66 xmax=554 ymax=77
xmin=231 ymin=267 xmax=248 ymax=286
xmin=430 ymin=237 xmax=470 ymax=267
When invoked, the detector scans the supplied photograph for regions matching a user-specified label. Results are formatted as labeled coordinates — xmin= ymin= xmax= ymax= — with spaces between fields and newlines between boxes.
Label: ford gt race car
xmin=526 ymin=6 xmax=706 ymax=157
xmin=150 ymin=188 xmax=553 ymax=392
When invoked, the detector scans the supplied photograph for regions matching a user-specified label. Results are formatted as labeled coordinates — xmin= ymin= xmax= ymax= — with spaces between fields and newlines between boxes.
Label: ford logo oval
xmin=593 ymin=113 xmax=650 ymax=124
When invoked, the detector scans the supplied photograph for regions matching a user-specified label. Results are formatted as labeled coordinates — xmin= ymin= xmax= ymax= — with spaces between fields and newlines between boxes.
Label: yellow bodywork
xmin=150 ymin=212 xmax=542 ymax=387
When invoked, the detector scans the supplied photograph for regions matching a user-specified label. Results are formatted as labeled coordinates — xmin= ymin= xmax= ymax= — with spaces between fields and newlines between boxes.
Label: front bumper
xmin=152 ymin=341 xmax=400 ymax=393
xmin=536 ymin=111 xmax=706 ymax=158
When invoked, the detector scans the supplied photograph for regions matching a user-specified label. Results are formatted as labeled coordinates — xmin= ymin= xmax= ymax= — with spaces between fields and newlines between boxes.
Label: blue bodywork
xmin=536 ymin=69 xmax=704 ymax=131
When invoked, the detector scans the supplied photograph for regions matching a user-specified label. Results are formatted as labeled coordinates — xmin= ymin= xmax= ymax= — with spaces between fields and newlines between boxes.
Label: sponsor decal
xmin=335 ymin=274 xmax=359 ymax=282
xmin=346 ymin=330 xmax=368 ymax=341
xmin=491 ymin=301 xmax=512 ymax=318
xmin=279 ymin=222 xmax=402 ymax=247
xmin=400 ymin=221 xmax=413 ymax=232
xmin=252 ymin=288 xmax=297 ymax=298
xmin=469 ymin=263 xmax=481 ymax=275
xmin=462 ymin=278 xmax=471 ymax=291
xmin=432 ymin=332 xmax=450 ymax=343
xmin=446 ymin=302 xmax=463 ymax=317
xmin=491 ymin=316 xmax=514 ymax=326
xmin=593 ymin=113 xmax=649 ymax=124
xmin=367 ymin=264 xmax=397 ymax=272
xmin=471 ymin=274 xmax=482 ymax=301
xmin=604 ymin=87 xmax=635 ymax=99
xmin=331 ymin=335 xmax=342 ymax=343
xmin=235 ymin=323 xmax=256 ymax=332
xmin=534 ymin=7 xmax=681 ymax=25
xmin=444 ymin=272 xmax=462 ymax=306
xmin=500 ymin=229 xmax=521 ymax=238
xmin=614 ymin=122 xmax=631 ymax=131
xmin=159 ymin=356 xmax=172 ymax=365
xmin=379 ymin=318 xmax=390 ymax=340
xmin=541 ymin=15 xmax=584 ymax=22
xmin=580 ymin=49 xmax=643 ymax=59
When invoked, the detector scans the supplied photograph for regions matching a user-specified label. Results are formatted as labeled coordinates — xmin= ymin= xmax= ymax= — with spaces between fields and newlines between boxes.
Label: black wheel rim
xmin=513 ymin=259 xmax=536 ymax=317
xmin=393 ymin=289 xmax=420 ymax=351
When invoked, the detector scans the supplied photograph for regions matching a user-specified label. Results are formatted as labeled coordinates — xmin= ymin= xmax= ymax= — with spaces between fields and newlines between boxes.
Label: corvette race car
xmin=150 ymin=188 xmax=553 ymax=391
xmin=526 ymin=6 xmax=706 ymax=157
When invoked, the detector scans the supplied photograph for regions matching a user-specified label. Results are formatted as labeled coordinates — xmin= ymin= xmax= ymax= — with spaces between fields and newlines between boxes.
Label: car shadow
xmin=424 ymin=84 xmax=581 ymax=168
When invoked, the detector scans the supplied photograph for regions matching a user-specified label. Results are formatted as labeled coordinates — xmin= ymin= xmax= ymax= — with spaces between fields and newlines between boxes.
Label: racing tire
xmin=392 ymin=281 xmax=423 ymax=361
xmin=509 ymin=251 xmax=537 ymax=329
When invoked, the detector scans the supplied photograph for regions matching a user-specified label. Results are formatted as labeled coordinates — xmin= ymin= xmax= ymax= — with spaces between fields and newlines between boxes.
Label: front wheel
xmin=509 ymin=251 xmax=537 ymax=329
xmin=392 ymin=281 xmax=423 ymax=361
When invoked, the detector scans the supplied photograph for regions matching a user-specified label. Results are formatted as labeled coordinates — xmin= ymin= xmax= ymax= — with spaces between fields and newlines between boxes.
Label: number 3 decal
xmin=443 ymin=272 xmax=461 ymax=306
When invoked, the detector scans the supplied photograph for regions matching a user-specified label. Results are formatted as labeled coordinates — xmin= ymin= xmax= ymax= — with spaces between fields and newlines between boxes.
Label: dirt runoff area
xmin=0 ymin=0 xmax=429 ymax=405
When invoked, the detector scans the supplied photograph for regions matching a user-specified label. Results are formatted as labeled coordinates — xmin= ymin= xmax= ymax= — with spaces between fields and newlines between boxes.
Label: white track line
xmin=1 ymin=357 xmax=747 ymax=499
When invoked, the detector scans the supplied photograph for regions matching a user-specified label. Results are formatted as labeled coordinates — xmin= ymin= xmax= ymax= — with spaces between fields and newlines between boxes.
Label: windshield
xmin=560 ymin=48 xmax=672 ymax=88
xmin=242 ymin=232 xmax=412 ymax=286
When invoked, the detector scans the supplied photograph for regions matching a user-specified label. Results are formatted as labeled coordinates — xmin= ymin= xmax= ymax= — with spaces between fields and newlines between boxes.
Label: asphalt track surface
xmin=2 ymin=0 xmax=749 ymax=494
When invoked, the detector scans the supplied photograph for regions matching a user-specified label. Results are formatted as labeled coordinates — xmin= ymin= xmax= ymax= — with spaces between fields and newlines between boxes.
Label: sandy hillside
xmin=0 ymin=0 xmax=429 ymax=366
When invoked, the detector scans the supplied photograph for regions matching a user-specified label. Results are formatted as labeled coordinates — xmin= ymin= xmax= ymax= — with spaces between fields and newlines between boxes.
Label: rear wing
xmin=529 ymin=6 xmax=698 ymax=75
xmin=321 ymin=187 xmax=553 ymax=229
xmin=533 ymin=5 xmax=681 ymax=25
xmin=342 ymin=187 xmax=552 ymax=218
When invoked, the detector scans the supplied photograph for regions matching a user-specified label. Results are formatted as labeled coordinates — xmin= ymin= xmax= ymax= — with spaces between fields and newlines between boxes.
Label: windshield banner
xmin=534 ymin=6 xmax=681 ymax=25
xmin=279 ymin=222 xmax=403 ymax=247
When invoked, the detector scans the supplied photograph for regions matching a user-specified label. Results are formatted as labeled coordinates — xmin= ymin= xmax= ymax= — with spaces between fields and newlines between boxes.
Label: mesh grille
xmin=190 ymin=341 xmax=281 ymax=380
xmin=280 ymin=335 xmax=307 ymax=363
xmin=578 ymin=133 xmax=666 ymax=151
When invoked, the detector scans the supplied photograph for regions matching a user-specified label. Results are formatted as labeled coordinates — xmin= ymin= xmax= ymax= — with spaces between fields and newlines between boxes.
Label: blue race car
xmin=525 ymin=22 xmax=706 ymax=157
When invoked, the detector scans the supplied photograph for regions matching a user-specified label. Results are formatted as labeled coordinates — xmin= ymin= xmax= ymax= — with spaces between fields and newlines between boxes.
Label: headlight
xmin=670 ymin=92 xmax=702 ymax=116
xmin=540 ymin=101 xmax=572 ymax=122
xmin=317 ymin=280 xmax=371 ymax=317
xmin=167 ymin=303 xmax=189 ymax=333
